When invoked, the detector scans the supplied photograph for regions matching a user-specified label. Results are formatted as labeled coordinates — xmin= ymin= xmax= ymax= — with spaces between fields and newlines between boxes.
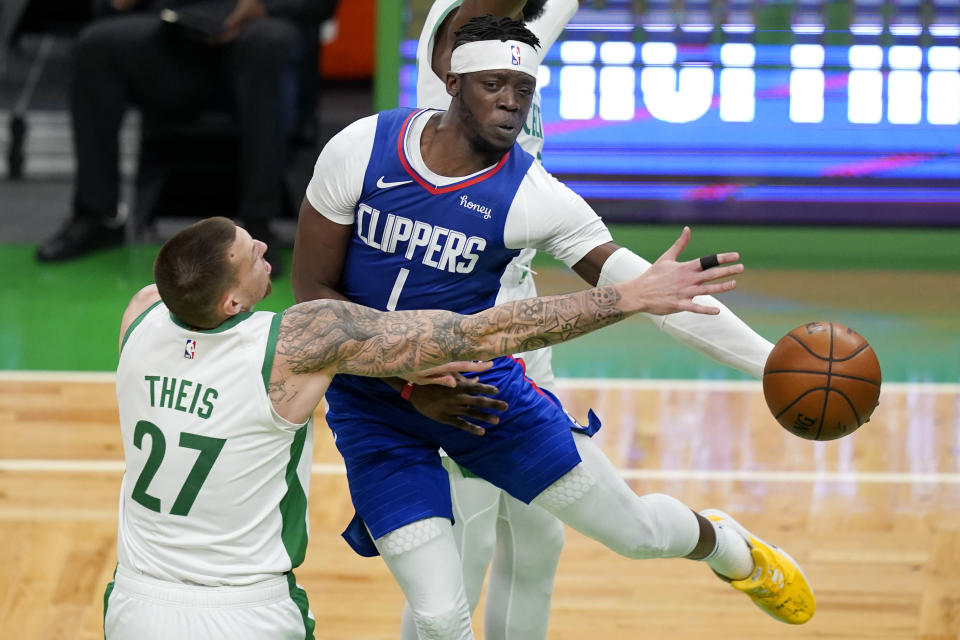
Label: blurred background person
xmin=35 ymin=0 xmax=338 ymax=273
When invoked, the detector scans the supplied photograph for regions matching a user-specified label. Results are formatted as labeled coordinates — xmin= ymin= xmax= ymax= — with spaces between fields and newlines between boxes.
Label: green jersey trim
xmin=440 ymin=455 xmax=479 ymax=478
xmin=261 ymin=313 xmax=282 ymax=392
xmin=102 ymin=564 xmax=118 ymax=639
xmin=286 ymin=570 xmax=316 ymax=640
xmin=456 ymin=460 xmax=479 ymax=479
xmin=279 ymin=421 xmax=310 ymax=568
xmin=168 ymin=311 xmax=254 ymax=333
xmin=120 ymin=301 xmax=162 ymax=354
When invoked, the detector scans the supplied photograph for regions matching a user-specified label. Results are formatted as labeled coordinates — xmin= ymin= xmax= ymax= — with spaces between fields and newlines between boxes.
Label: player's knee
xmin=617 ymin=493 xmax=699 ymax=560
xmin=516 ymin=515 xmax=564 ymax=567
xmin=410 ymin=603 xmax=473 ymax=640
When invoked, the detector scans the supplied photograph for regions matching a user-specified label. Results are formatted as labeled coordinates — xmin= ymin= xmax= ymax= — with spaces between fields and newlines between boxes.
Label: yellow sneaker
xmin=700 ymin=509 xmax=815 ymax=625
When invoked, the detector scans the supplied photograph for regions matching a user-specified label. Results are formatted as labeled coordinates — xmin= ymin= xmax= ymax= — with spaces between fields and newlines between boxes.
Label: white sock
xmin=703 ymin=519 xmax=754 ymax=580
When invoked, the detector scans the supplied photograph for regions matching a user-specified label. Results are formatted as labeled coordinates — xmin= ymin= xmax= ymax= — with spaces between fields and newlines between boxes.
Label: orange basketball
xmin=762 ymin=322 xmax=881 ymax=441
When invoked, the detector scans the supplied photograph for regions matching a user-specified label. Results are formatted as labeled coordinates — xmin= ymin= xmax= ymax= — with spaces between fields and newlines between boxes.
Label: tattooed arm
xmin=268 ymin=288 xmax=626 ymax=424
xmin=269 ymin=228 xmax=742 ymax=424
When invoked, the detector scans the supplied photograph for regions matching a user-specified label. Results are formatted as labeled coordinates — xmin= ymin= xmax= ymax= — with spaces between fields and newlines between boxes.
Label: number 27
xmin=130 ymin=420 xmax=226 ymax=516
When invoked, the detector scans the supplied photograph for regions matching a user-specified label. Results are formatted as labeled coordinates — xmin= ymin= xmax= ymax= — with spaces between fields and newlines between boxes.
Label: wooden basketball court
xmin=2 ymin=373 xmax=958 ymax=639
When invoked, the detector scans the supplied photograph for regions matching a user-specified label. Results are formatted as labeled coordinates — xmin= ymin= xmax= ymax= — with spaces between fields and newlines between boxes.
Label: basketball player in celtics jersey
xmin=292 ymin=15 xmax=814 ymax=639
xmin=105 ymin=216 xmax=743 ymax=639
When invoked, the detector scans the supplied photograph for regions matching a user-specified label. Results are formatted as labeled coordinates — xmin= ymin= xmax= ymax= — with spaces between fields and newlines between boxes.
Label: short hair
xmin=522 ymin=0 xmax=548 ymax=22
xmin=154 ymin=217 xmax=238 ymax=329
xmin=452 ymin=15 xmax=541 ymax=51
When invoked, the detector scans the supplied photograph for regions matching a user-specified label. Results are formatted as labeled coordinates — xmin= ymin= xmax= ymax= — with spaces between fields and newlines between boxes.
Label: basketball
xmin=762 ymin=322 xmax=881 ymax=441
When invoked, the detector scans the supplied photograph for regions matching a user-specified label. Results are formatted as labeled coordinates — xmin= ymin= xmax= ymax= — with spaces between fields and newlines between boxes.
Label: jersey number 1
xmin=130 ymin=420 xmax=226 ymax=516
xmin=386 ymin=268 xmax=410 ymax=311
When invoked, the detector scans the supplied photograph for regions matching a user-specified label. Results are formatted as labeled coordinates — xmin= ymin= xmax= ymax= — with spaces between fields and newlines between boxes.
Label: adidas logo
xmin=770 ymin=567 xmax=785 ymax=588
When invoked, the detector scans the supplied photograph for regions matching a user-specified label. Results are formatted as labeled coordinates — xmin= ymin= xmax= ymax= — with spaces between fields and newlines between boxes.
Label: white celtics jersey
xmin=115 ymin=302 xmax=312 ymax=586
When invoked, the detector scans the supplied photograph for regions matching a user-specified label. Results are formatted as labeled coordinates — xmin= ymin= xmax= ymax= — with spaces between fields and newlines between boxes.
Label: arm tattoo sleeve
xmin=276 ymin=285 xmax=627 ymax=378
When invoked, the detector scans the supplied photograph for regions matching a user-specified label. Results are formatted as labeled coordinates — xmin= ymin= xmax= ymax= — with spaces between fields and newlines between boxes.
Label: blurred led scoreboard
xmin=398 ymin=1 xmax=960 ymax=225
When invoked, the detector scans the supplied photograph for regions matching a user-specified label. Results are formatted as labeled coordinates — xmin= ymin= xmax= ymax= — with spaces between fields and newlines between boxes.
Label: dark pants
xmin=70 ymin=12 xmax=304 ymax=223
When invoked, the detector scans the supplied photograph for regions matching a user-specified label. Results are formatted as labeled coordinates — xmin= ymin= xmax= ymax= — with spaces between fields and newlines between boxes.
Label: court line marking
xmin=555 ymin=379 xmax=960 ymax=393
xmin=0 ymin=371 xmax=957 ymax=394
xmin=2 ymin=459 xmax=959 ymax=484
xmin=0 ymin=371 xmax=118 ymax=382
xmin=2 ymin=374 xmax=957 ymax=483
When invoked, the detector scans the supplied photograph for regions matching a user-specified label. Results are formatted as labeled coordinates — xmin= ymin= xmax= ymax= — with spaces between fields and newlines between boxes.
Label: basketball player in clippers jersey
xmin=293 ymin=16 xmax=815 ymax=639
xmin=407 ymin=2 xmax=584 ymax=638
xmin=404 ymin=2 xmax=795 ymax=639
xmin=105 ymin=216 xmax=728 ymax=639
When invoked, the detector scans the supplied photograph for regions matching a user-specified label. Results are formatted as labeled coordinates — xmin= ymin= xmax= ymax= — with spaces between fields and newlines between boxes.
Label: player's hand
xmin=621 ymin=226 xmax=743 ymax=316
xmin=408 ymin=372 xmax=509 ymax=436
xmin=406 ymin=360 xmax=493 ymax=387
xmin=110 ymin=0 xmax=138 ymax=11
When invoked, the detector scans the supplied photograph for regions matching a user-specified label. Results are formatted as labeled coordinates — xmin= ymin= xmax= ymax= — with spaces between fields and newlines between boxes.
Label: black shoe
xmin=36 ymin=217 xmax=125 ymax=262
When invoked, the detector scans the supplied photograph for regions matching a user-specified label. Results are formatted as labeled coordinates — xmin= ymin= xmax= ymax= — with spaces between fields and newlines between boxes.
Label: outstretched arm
xmin=304 ymin=228 xmax=738 ymax=375
xmin=270 ymin=228 xmax=741 ymax=422
xmin=573 ymin=241 xmax=773 ymax=378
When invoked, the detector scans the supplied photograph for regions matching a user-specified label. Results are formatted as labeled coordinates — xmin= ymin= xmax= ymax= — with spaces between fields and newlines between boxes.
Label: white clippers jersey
xmin=415 ymin=0 xmax=579 ymax=390
xmin=115 ymin=303 xmax=312 ymax=586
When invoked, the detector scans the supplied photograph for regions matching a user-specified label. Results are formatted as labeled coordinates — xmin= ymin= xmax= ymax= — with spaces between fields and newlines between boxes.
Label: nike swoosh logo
xmin=377 ymin=176 xmax=413 ymax=189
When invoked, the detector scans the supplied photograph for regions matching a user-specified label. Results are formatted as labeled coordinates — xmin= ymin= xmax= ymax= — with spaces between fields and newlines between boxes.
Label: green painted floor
xmin=2 ymin=224 xmax=958 ymax=382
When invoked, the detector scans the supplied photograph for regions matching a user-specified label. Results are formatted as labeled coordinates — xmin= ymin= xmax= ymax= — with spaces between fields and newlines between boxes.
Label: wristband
xmin=400 ymin=381 xmax=416 ymax=401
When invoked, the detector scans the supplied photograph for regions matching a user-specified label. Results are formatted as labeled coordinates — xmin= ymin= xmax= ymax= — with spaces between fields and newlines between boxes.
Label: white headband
xmin=450 ymin=40 xmax=539 ymax=79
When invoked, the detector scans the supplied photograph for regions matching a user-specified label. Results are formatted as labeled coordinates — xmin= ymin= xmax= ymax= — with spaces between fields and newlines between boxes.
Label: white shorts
xmin=104 ymin=566 xmax=315 ymax=640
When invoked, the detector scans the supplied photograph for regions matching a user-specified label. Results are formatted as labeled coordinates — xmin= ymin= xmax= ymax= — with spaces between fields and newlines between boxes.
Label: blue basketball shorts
xmin=324 ymin=357 xmax=600 ymax=548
